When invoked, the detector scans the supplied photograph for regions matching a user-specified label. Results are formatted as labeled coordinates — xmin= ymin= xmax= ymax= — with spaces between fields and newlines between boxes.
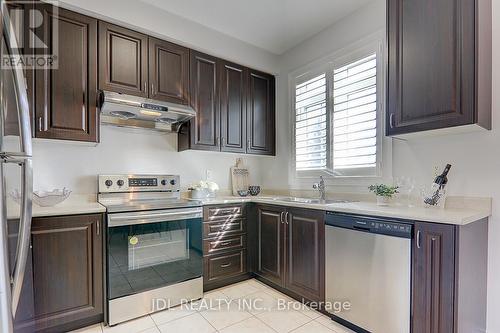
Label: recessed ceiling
xmin=139 ymin=0 xmax=374 ymax=54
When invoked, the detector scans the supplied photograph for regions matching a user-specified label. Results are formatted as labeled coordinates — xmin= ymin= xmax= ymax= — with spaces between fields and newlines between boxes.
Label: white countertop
xmin=7 ymin=194 xmax=106 ymax=220
xmin=195 ymin=196 xmax=491 ymax=226
xmin=6 ymin=193 xmax=490 ymax=226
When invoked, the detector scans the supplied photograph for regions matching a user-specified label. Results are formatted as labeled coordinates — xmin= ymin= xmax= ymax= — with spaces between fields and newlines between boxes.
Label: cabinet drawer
xmin=204 ymin=204 xmax=245 ymax=220
xmin=203 ymin=235 xmax=246 ymax=255
xmin=203 ymin=219 xmax=246 ymax=238
xmin=204 ymin=250 xmax=247 ymax=282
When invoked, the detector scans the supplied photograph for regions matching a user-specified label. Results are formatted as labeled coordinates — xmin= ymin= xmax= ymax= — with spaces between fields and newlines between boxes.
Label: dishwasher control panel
xmin=326 ymin=212 xmax=413 ymax=238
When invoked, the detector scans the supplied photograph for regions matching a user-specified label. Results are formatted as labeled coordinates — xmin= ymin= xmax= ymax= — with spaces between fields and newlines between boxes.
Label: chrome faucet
xmin=313 ymin=176 xmax=326 ymax=202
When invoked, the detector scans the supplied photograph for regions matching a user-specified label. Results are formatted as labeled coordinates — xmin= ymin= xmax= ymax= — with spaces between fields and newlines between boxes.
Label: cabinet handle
xmin=221 ymin=137 xmax=225 ymax=146
xmin=389 ymin=113 xmax=395 ymax=129
xmin=280 ymin=211 xmax=284 ymax=224
xmin=219 ymin=241 xmax=232 ymax=246
xmin=96 ymin=220 xmax=100 ymax=236
xmin=220 ymin=262 xmax=232 ymax=268
xmin=38 ymin=117 xmax=42 ymax=132
xmin=216 ymin=137 xmax=220 ymax=146
xmin=144 ymin=81 xmax=147 ymax=93
xmin=285 ymin=212 xmax=289 ymax=225
xmin=151 ymin=83 xmax=155 ymax=95
xmin=416 ymin=230 xmax=421 ymax=249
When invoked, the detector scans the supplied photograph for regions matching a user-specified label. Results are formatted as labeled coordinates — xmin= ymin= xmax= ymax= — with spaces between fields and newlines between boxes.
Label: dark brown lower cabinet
xmin=255 ymin=205 xmax=325 ymax=302
xmin=30 ymin=214 xmax=104 ymax=332
xmin=202 ymin=204 xmax=250 ymax=290
xmin=255 ymin=205 xmax=285 ymax=286
xmin=412 ymin=219 xmax=488 ymax=333
xmin=285 ymin=208 xmax=325 ymax=302
xmin=412 ymin=222 xmax=455 ymax=333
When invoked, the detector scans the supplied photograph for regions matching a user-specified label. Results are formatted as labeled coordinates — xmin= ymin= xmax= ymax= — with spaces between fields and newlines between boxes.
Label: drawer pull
xmin=219 ymin=241 xmax=232 ymax=246
xmin=220 ymin=262 xmax=232 ymax=268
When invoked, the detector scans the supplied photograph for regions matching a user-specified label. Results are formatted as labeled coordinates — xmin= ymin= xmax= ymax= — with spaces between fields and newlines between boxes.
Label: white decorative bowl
xmin=190 ymin=188 xmax=216 ymax=199
xmin=33 ymin=188 xmax=72 ymax=207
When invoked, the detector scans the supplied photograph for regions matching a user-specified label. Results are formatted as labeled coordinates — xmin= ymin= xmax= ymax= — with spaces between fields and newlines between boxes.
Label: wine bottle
xmin=424 ymin=164 xmax=452 ymax=206
xmin=433 ymin=164 xmax=452 ymax=188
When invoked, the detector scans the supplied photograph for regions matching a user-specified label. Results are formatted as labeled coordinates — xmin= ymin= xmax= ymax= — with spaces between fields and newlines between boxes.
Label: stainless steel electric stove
xmin=98 ymin=174 xmax=203 ymax=326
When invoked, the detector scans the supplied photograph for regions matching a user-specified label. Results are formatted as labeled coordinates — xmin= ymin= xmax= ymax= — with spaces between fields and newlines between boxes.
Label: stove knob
xmin=117 ymin=180 xmax=124 ymax=187
xmin=170 ymin=179 xmax=176 ymax=186
xmin=105 ymin=180 xmax=113 ymax=187
xmin=161 ymin=180 xmax=167 ymax=186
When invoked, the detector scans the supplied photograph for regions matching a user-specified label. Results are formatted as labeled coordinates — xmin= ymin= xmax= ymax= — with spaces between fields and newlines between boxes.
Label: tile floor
xmin=71 ymin=279 xmax=354 ymax=333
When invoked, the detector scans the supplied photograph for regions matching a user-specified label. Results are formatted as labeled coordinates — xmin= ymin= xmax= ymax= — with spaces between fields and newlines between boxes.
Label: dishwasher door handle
xmin=353 ymin=225 xmax=371 ymax=232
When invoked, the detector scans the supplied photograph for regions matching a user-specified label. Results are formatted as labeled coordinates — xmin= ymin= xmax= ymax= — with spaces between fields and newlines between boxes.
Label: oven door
xmin=107 ymin=207 xmax=203 ymax=301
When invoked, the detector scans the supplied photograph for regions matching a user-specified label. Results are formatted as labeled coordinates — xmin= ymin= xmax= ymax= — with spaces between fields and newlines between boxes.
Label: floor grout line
xmin=81 ymin=279 xmax=334 ymax=333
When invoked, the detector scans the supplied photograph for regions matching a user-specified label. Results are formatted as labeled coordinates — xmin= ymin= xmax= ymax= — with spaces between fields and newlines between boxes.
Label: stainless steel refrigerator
xmin=0 ymin=0 xmax=34 ymax=332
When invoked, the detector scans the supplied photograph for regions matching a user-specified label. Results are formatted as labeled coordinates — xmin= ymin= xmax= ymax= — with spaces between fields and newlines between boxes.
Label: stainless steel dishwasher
xmin=325 ymin=212 xmax=412 ymax=333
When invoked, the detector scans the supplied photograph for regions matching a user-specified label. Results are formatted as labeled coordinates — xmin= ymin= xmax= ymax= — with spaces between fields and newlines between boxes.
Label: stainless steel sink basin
xmin=272 ymin=197 xmax=356 ymax=204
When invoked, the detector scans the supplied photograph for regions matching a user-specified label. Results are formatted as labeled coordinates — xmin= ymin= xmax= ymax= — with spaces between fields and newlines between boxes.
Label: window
xmin=295 ymin=74 xmax=328 ymax=171
xmin=294 ymin=51 xmax=381 ymax=178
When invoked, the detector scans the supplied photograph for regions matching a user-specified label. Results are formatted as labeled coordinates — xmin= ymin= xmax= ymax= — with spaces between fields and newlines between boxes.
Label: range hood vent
xmin=99 ymin=91 xmax=195 ymax=132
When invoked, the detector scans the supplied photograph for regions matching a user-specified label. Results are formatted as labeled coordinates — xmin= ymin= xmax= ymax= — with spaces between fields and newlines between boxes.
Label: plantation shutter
xmin=332 ymin=54 xmax=377 ymax=174
xmin=295 ymin=74 xmax=328 ymax=171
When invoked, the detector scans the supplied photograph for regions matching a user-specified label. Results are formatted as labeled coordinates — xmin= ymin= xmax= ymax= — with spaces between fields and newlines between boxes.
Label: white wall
xmin=21 ymin=0 xmax=282 ymax=195
xmin=31 ymin=126 xmax=272 ymax=194
xmin=56 ymin=0 xmax=279 ymax=73
xmin=20 ymin=0 xmax=500 ymax=330
xmin=277 ymin=0 xmax=500 ymax=331
xmin=265 ymin=0 xmax=388 ymax=192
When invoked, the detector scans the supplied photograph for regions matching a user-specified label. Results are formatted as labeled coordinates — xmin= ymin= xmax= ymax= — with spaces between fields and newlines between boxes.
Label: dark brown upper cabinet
xmin=387 ymin=0 xmax=492 ymax=136
xmin=220 ymin=61 xmax=247 ymax=153
xmin=179 ymin=55 xmax=275 ymax=156
xmin=181 ymin=51 xmax=221 ymax=151
xmin=148 ymin=37 xmax=190 ymax=104
xmin=34 ymin=6 xmax=98 ymax=142
xmin=30 ymin=214 xmax=104 ymax=332
xmin=98 ymin=21 xmax=148 ymax=97
xmin=247 ymin=69 xmax=275 ymax=155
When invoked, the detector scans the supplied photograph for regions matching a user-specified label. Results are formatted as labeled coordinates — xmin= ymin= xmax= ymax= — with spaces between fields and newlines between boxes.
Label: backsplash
xmin=22 ymin=126 xmax=273 ymax=194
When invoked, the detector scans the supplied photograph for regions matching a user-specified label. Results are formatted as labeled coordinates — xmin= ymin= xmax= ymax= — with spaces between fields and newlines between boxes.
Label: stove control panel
xmin=98 ymin=174 xmax=180 ymax=193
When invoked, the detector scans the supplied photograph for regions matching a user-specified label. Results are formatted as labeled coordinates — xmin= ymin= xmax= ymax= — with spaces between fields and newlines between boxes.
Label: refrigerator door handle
xmin=10 ymin=159 xmax=32 ymax=315
xmin=1 ymin=0 xmax=34 ymax=317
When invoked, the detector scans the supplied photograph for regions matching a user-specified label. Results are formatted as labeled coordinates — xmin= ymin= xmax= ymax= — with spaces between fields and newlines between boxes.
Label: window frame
xmin=288 ymin=33 xmax=392 ymax=187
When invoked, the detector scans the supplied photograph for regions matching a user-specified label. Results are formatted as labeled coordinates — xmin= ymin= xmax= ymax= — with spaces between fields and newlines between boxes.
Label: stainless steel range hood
xmin=99 ymin=91 xmax=195 ymax=132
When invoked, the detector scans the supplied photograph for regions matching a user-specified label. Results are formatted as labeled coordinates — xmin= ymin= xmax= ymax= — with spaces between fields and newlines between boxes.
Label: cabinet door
xmin=7 ymin=219 xmax=35 ymax=333
xmin=247 ymin=69 xmax=275 ymax=155
xmin=31 ymin=214 xmax=103 ymax=331
xmin=189 ymin=51 xmax=220 ymax=151
xmin=34 ymin=6 xmax=98 ymax=142
xmin=149 ymin=37 xmax=189 ymax=104
xmin=387 ymin=0 xmax=475 ymax=135
xmin=98 ymin=21 xmax=148 ymax=97
xmin=255 ymin=205 xmax=284 ymax=286
xmin=219 ymin=61 xmax=246 ymax=153
xmin=412 ymin=222 xmax=455 ymax=333
xmin=285 ymin=208 xmax=325 ymax=302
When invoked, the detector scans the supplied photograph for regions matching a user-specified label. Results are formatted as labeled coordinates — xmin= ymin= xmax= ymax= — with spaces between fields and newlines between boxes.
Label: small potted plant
xmin=368 ymin=184 xmax=399 ymax=206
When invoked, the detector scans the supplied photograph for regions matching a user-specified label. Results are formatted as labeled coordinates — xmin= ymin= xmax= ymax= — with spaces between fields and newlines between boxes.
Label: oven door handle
xmin=108 ymin=208 xmax=202 ymax=227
